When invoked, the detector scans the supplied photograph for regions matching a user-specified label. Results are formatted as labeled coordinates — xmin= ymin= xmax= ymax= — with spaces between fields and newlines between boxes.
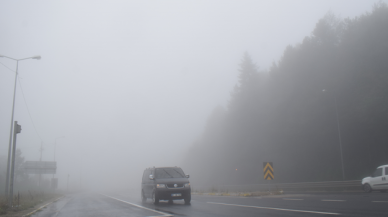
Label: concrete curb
xmin=22 ymin=196 xmax=64 ymax=217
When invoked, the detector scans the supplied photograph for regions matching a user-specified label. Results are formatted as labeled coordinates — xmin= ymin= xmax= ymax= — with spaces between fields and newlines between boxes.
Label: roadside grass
xmin=0 ymin=191 xmax=61 ymax=215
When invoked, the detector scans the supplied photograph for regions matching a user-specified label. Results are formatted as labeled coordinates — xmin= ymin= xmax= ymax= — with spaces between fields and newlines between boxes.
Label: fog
xmin=0 ymin=1 xmax=385 ymax=192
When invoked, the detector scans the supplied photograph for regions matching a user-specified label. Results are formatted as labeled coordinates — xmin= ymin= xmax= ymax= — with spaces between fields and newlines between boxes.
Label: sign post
xmin=51 ymin=178 xmax=58 ymax=190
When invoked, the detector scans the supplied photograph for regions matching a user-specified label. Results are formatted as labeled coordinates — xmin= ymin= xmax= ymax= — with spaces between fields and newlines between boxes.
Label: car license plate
xmin=171 ymin=193 xmax=181 ymax=197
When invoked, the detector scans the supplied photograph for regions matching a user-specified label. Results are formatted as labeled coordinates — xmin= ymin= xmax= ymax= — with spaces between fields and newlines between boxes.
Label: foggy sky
xmin=0 ymin=0 xmax=383 ymax=190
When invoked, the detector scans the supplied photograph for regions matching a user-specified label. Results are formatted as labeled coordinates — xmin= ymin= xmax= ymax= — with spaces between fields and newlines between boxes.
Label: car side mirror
xmin=186 ymin=174 xmax=190 ymax=178
xmin=149 ymin=174 xmax=154 ymax=180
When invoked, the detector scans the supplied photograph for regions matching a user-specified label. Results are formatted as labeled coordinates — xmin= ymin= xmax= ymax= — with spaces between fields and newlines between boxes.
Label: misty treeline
xmin=184 ymin=3 xmax=388 ymax=187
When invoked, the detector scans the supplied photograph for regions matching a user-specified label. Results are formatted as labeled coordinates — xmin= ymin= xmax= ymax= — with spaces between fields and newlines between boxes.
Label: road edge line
xmin=22 ymin=196 xmax=65 ymax=217
xmin=207 ymin=201 xmax=340 ymax=215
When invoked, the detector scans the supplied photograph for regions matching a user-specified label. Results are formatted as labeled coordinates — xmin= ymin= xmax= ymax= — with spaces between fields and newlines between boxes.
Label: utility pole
xmin=67 ymin=174 xmax=69 ymax=192
xmin=79 ymin=160 xmax=83 ymax=190
xmin=80 ymin=169 xmax=82 ymax=190
xmin=39 ymin=142 xmax=43 ymax=187
xmin=322 ymin=89 xmax=345 ymax=180
xmin=334 ymin=97 xmax=345 ymax=181
xmin=53 ymin=136 xmax=65 ymax=179
xmin=9 ymin=121 xmax=21 ymax=207
xmin=39 ymin=142 xmax=43 ymax=161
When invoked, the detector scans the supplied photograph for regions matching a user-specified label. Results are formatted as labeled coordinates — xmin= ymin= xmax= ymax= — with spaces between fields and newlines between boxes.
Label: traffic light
xmin=15 ymin=123 xmax=21 ymax=134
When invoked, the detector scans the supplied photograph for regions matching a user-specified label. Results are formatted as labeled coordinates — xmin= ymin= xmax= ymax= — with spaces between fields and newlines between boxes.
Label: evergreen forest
xmin=184 ymin=3 xmax=388 ymax=187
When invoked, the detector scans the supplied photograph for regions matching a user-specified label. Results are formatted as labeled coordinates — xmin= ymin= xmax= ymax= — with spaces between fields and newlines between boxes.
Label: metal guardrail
xmin=193 ymin=180 xmax=362 ymax=193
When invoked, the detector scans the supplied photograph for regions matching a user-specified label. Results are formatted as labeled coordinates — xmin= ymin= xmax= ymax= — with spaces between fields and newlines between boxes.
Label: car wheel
xmin=363 ymin=184 xmax=372 ymax=193
xmin=141 ymin=190 xmax=146 ymax=202
xmin=152 ymin=191 xmax=159 ymax=204
xmin=184 ymin=194 xmax=191 ymax=204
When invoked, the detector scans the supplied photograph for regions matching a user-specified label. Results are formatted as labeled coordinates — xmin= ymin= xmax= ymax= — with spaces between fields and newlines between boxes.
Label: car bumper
xmin=156 ymin=188 xmax=191 ymax=200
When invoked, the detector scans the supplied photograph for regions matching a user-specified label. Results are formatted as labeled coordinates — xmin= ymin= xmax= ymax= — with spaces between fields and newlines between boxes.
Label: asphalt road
xmin=31 ymin=191 xmax=388 ymax=217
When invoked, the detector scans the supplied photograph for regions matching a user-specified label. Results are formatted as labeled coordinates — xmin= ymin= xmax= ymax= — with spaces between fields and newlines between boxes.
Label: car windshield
xmin=155 ymin=168 xmax=185 ymax=178
xmin=372 ymin=168 xmax=383 ymax=177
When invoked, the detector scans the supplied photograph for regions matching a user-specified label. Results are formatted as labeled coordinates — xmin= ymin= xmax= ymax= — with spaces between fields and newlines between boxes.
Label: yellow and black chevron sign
xmin=263 ymin=162 xmax=274 ymax=180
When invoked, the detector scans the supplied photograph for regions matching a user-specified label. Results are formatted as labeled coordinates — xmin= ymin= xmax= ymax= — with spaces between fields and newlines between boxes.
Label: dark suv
xmin=141 ymin=167 xmax=191 ymax=204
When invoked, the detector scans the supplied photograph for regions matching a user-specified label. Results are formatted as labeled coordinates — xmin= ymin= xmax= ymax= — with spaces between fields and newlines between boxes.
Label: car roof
xmin=145 ymin=166 xmax=181 ymax=170
xmin=377 ymin=164 xmax=388 ymax=168
xmin=155 ymin=166 xmax=181 ymax=169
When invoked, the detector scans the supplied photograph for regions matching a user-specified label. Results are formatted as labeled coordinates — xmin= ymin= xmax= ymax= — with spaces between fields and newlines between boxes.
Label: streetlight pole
xmin=67 ymin=174 xmax=70 ymax=192
xmin=53 ymin=136 xmax=65 ymax=178
xmin=54 ymin=136 xmax=65 ymax=162
xmin=323 ymin=89 xmax=345 ymax=180
xmin=334 ymin=97 xmax=345 ymax=181
xmin=1 ymin=54 xmax=41 ymax=199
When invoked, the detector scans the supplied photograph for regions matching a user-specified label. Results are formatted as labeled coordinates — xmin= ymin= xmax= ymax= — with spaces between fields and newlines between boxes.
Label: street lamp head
xmin=31 ymin=55 xmax=41 ymax=60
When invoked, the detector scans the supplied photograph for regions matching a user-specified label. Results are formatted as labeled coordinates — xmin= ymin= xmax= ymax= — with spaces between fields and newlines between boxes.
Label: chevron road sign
xmin=263 ymin=162 xmax=274 ymax=180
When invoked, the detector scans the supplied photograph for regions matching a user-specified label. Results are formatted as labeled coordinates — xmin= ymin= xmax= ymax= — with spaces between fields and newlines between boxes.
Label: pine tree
xmin=228 ymin=52 xmax=259 ymax=111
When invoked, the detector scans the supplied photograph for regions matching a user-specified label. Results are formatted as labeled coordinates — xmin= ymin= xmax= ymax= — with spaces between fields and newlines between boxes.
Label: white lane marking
xmin=100 ymin=194 xmax=173 ymax=217
xmin=372 ymin=201 xmax=388 ymax=203
xmin=207 ymin=202 xmax=340 ymax=215
xmin=322 ymin=200 xmax=346 ymax=202
xmin=283 ymin=198 xmax=304 ymax=200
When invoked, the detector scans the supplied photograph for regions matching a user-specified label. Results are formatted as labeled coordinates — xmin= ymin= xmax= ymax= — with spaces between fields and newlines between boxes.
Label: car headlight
xmin=184 ymin=183 xmax=190 ymax=188
xmin=157 ymin=184 xmax=166 ymax=188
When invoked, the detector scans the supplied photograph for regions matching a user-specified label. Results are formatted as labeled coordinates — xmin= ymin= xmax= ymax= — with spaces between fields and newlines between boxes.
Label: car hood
xmin=362 ymin=176 xmax=371 ymax=184
xmin=155 ymin=177 xmax=189 ymax=184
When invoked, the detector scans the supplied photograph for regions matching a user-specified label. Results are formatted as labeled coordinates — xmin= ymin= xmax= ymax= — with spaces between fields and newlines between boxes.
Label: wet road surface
xmin=31 ymin=191 xmax=388 ymax=217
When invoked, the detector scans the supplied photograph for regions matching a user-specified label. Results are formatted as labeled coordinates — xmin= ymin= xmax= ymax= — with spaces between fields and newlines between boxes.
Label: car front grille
xmin=166 ymin=183 xmax=184 ymax=188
